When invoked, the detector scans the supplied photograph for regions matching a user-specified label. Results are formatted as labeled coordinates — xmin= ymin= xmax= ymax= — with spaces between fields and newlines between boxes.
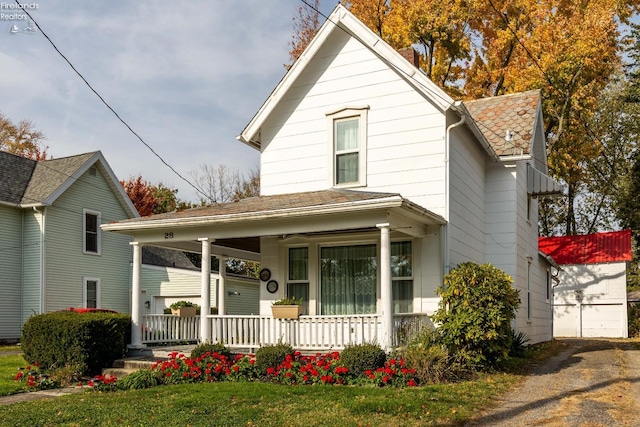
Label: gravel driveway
xmin=466 ymin=338 xmax=640 ymax=426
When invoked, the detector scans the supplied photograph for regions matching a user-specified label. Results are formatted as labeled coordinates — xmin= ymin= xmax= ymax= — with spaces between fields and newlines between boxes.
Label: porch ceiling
xmin=102 ymin=189 xmax=445 ymax=254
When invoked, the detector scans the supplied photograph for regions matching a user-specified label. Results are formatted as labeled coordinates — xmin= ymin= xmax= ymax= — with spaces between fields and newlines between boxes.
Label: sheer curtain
xmin=335 ymin=119 xmax=359 ymax=184
xmin=320 ymin=244 xmax=377 ymax=315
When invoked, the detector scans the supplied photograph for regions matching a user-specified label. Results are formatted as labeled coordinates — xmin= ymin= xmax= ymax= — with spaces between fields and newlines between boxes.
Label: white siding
xmin=448 ymin=120 xmax=487 ymax=267
xmin=141 ymin=265 xmax=218 ymax=314
xmin=260 ymin=29 xmax=447 ymax=217
xmin=44 ymin=165 xmax=132 ymax=313
xmin=0 ymin=206 xmax=23 ymax=340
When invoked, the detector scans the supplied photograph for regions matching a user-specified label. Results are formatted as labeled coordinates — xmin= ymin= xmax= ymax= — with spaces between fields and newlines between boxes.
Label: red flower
xmin=266 ymin=367 xmax=275 ymax=375
xmin=233 ymin=365 xmax=239 ymax=372
xmin=407 ymin=379 xmax=417 ymax=387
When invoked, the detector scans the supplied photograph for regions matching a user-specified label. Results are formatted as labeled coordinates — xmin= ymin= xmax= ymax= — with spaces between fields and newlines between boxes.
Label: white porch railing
xmin=140 ymin=313 xmax=433 ymax=350
xmin=141 ymin=314 xmax=200 ymax=344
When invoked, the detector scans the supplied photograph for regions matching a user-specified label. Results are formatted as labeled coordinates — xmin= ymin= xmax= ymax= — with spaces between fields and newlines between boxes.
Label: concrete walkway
xmin=0 ymin=386 xmax=85 ymax=406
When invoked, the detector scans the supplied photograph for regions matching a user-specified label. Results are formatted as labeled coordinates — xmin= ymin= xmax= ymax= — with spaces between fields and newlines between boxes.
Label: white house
xmin=539 ymin=230 xmax=632 ymax=338
xmin=103 ymin=4 xmax=562 ymax=352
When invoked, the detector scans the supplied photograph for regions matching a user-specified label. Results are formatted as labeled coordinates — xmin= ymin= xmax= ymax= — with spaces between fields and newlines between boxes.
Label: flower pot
xmin=271 ymin=305 xmax=302 ymax=319
xmin=171 ymin=306 xmax=197 ymax=317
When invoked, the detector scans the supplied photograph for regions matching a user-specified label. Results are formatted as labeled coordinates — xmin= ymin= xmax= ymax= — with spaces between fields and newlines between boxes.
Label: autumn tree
xmin=120 ymin=176 xmax=185 ymax=216
xmin=0 ymin=112 xmax=49 ymax=160
xmin=287 ymin=0 xmax=321 ymax=68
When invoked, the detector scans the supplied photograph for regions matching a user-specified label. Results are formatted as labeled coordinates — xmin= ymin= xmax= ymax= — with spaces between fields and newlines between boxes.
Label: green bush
xmin=255 ymin=343 xmax=294 ymax=374
xmin=629 ymin=304 xmax=640 ymax=338
xmin=509 ymin=329 xmax=531 ymax=358
xmin=339 ymin=343 xmax=386 ymax=376
xmin=191 ymin=342 xmax=232 ymax=359
xmin=399 ymin=327 xmax=466 ymax=384
xmin=117 ymin=369 xmax=162 ymax=390
xmin=431 ymin=262 xmax=520 ymax=368
xmin=21 ymin=311 xmax=131 ymax=375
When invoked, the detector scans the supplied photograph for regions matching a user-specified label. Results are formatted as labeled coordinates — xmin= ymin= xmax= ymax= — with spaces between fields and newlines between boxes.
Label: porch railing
xmin=140 ymin=313 xmax=433 ymax=350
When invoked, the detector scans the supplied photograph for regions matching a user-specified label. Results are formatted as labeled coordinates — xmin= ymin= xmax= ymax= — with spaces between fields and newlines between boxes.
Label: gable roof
xmin=0 ymin=150 xmax=138 ymax=218
xmin=464 ymin=90 xmax=542 ymax=157
xmin=237 ymin=3 xmax=455 ymax=149
xmin=538 ymin=230 xmax=632 ymax=265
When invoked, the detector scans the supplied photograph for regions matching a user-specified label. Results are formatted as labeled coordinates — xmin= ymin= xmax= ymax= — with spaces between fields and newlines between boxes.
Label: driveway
xmin=466 ymin=338 xmax=640 ymax=426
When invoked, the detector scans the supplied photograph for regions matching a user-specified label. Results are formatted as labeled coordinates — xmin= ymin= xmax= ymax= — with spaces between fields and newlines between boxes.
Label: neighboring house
xmin=539 ymin=230 xmax=632 ymax=338
xmin=103 ymin=4 xmax=562 ymax=351
xmin=140 ymin=246 xmax=259 ymax=316
xmin=0 ymin=150 xmax=138 ymax=341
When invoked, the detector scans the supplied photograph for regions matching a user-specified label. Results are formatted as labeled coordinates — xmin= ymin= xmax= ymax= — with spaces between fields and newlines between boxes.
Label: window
xmin=546 ymin=269 xmax=551 ymax=302
xmin=287 ymin=247 xmax=309 ymax=314
xmin=83 ymin=209 xmax=101 ymax=254
xmin=320 ymin=244 xmax=377 ymax=315
xmin=84 ymin=278 xmax=100 ymax=308
xmin=391 ymin=241 xmax=413 ymax=313
xmin=527 ymin=259 xmax=532 ymax=320
xmin=327 ymin=106 xmax=368 ymax=187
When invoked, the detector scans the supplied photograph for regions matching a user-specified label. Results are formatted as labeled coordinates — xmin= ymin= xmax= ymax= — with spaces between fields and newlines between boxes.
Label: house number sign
xmin=164 ymin=232 xmax=174 ymax=239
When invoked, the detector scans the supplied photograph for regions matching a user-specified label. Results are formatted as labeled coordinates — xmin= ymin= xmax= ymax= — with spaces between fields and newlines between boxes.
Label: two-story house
xmin=0 ymin=150 xmax=138 ymax=341
xmin=103 ymin=4 xmax=562 ymax=351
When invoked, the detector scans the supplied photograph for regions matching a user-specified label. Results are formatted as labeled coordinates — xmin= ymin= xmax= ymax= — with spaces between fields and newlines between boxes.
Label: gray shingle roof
xmin=0 ymin=151 xmax=36 ymax=205
xmin=464 ymin=90 xmax=541 ymax=156
xmin=0 ymin=151 xmax=98 ymax=205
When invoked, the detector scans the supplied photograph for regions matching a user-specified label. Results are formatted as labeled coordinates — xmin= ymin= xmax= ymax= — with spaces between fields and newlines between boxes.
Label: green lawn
xmin=0 ymin=377 xmax=519 ymax=426
xmin=0 ymin=349 xmax=27 ymax=396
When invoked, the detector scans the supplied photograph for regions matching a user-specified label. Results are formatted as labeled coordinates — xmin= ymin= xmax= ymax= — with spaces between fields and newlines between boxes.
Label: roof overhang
xmin=527 ymin=164 xmax=564 ymax=197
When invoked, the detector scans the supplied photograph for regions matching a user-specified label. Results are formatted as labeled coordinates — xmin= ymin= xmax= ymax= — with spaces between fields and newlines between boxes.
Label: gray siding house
xmin=0 ymin=150 xmax=138 ymax=341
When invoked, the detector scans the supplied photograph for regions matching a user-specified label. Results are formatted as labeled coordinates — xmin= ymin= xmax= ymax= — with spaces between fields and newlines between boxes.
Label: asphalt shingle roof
xmin=464 ymin=90 xmax=541 ymax=156
xmin=0 ymin=151 xmax=97 ymax=205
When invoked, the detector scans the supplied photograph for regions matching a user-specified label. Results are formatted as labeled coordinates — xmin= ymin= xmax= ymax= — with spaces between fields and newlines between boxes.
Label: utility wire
xmin=14 ymin=0 xmax=208 ymax=201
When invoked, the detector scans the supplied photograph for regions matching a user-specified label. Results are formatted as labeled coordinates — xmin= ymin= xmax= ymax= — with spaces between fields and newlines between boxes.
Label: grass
xmin=0 ymin=377 xmax=520 ymax=426
xmin=0 ymin=341 xmax=564 ymax=426
xmin=0 ymin=347 xmax=27 ymax=396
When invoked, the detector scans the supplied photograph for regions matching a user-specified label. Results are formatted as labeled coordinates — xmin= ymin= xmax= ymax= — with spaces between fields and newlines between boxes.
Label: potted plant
xmin=271 ymin=296 xmax=303 ymax=319
xmin=169 ymin=301 xmax=199 ymax=317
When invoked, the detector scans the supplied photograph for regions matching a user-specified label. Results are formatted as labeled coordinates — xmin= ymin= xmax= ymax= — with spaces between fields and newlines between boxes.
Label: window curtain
xmin=320 ymin=244 xmax=377 ymax=315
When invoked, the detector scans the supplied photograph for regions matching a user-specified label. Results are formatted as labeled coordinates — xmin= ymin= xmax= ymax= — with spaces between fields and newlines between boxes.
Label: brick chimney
xmin=398 ymin=47 xmax=420 ymax=68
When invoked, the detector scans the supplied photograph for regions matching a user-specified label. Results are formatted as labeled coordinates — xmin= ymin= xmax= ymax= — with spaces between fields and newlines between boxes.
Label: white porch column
xmin=199 ymin=238 xmax=211 ymax=343
xmin=377 ymin=223 xmax=392 ymax=351
xmin=218 ymin=256 xmax=228 ymax=316
xmin=129 ymin=241 xmax=143 ymax=350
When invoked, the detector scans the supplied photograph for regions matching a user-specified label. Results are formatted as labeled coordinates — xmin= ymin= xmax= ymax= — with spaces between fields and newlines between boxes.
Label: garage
xmin=553 ymin=303 xmax=627 ymax=338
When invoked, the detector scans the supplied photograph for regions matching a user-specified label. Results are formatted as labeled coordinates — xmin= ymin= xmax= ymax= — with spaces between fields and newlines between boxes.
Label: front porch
xmin=140 ymin=313 xmax=430 ymax=352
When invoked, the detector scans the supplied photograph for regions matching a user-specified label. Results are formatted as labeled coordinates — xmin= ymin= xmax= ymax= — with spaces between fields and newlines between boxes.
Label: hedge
xmin=21 ymin=311 xmax=131 ymax=375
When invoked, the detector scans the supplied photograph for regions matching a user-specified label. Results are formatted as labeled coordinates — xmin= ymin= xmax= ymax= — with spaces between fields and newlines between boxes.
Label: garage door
xmin=553 ymin=303 xmax=626 ymax=338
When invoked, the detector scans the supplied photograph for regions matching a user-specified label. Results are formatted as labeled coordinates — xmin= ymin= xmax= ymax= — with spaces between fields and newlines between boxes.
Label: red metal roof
xmin=538 ymin=230 xmax=632 ymax=265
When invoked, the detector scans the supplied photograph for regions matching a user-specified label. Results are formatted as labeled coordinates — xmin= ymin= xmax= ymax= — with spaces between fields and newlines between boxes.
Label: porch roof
xmin=102 ymin=189 xmax=445 ymax=255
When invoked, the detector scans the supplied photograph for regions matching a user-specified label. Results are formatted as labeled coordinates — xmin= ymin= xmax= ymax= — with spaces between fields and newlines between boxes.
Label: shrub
xmin=509 ymin=329 xmax=531 ymax=358
xmin=255 ymin=343 xmax=294 ymax=374
xmin=190 ymin=342 xmax=232 ymax=359
xmin=21 ymin=311 xmax=131 ymax=375
xmin=629 ymin=304 xmax=640 ymax=338
xmin=339 ymin=343 xmax=386 ymax=376
xmin=431 ymin=262 xmax=520 ymax=368
xmin=117 ymin=369 xmax=162 ymax=390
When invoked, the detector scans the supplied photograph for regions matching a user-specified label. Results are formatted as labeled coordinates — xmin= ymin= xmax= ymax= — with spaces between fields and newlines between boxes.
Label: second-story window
xmin=327 ymin=106 xmax=368 ymax=187
xmin=84 ymin=209 xmax=101 ymax=255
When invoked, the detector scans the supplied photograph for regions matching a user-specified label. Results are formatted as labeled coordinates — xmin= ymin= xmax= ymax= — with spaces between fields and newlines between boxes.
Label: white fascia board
xmin=102 ymin=196 xmax=407 ymax=232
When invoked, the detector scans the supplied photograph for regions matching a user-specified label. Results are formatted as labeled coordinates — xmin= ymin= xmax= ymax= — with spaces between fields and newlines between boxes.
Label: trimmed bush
xmin=191 ymin=342 xmax=232 ymax=359
xmin=339 ymin=343 xmax=386 ymax=376
xmin=255 ymin=343 xmax=294 ymax=374
xmin=21 ymin=311 xmax=131 ymax=375
xmin=432 ymin=262 xmax=520 ymax=368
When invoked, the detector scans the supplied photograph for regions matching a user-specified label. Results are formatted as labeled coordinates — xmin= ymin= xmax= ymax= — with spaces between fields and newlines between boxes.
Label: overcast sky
xmin=0 ymin=0 xmax=333 ymax=202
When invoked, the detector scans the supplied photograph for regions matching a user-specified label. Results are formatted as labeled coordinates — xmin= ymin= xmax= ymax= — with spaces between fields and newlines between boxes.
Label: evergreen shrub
xmin=255 ymin=343 xmax=294 ymax=374
xmin=339 ymin=342 xmax=386 ymax=376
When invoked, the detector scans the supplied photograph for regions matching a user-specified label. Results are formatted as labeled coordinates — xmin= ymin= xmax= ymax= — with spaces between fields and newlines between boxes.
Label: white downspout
xmin=33 ymin=206 xmax=46 ymax=314
xmin=444 ymin=114 xmax=466 ymax=274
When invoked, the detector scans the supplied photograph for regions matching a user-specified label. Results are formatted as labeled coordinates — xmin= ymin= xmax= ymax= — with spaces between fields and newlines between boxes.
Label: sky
xmin=0 ymin=0 xmax=334 ymax=203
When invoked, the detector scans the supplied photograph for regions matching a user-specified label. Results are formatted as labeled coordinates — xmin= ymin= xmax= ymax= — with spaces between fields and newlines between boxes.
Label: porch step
xmin=102 ymin=357 xmax=160 ymax=379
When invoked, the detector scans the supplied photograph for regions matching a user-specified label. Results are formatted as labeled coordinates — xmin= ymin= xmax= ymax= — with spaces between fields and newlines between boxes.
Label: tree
xmin=189 ymin=164 xmax=260 ymax=205
xmin=0 ymin=112 xmax=49 ymax=160
xmin=287 ymin=0 xmax=321 ymax=69
xmin=120 ymin=176 xmax=183 ymax=216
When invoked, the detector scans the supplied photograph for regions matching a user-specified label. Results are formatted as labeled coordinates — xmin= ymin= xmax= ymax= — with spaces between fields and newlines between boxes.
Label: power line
xmin=14 ymin=0 xmax=208 ymax=201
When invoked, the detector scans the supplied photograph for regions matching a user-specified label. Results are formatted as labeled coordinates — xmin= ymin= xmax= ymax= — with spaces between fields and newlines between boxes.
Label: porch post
xmin=218 ymin=256 xmax=228 ymax=315
xmin=129 ymin=241 xmax=144 ymax=350
xmin=377 ymin=223 xmax=393 ymax=351
xmin=199 ymin=238 xmax=211 ymax=343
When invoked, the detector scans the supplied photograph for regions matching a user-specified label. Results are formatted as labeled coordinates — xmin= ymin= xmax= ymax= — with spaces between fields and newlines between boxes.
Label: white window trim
xmin=326 ymin=106 xmax=369 ymax=188
xmin=83 ymin=277 xmax=101 ymax=308
xmin=83 ymin=208 xmax=101 ymax=255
